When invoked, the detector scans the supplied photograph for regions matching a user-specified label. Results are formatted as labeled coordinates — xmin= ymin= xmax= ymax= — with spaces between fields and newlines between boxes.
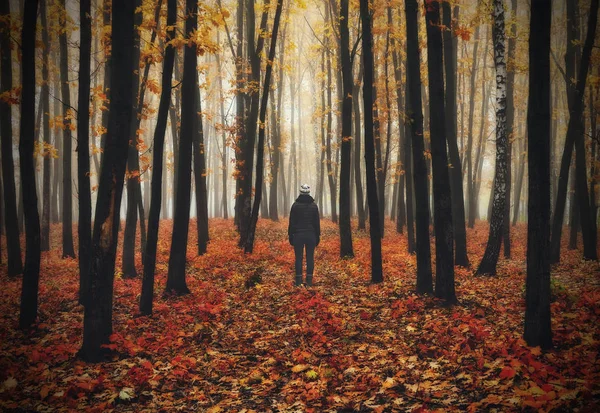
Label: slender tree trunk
xmin=424 ymin=0 xmax=456 ymax=302
xmin=58 ymin=0 xmax=76 ymax=258
xmin=353 ymin=64 xmax=366 ymax=229
xmin=140 ymin=0 xmax=176 ymax=316
xmin=19 ymin=0 xmax=41 ymax=329
xmin=77 ymin=0 xmax=93 ymax=305
xmin=40 ymin=0 xmax=51 ymax=252
xmin=165 ymin=0 xmax=198 ymax=293
xmin=215 ymin=41 xmax=228 ymax=220
xmin=80 ymin=0 xmax=135 ymax=361
xmin=99 ymin=0 xmax=111 ymax=167
xmin=477 ymin=0 xmax=509 ymax=276
xmin=550 ymin=0 xmax=598 ymax=263
xmin=503 ymin=0 xmax=517 ymax=258
xmin=442 ymin=2 xmax=469 ymax=267
xmin=0 ymin=0 xmax=23 ymax=276
xmin=589 ymin=83 xmax=598 ymax=250
xmin=513 ymin=123 xmax=526 ymax=225
xmin=338 ymin=0 xmax=354 ymax=258
xmin=524 ymin=0 xmax=552 ymax=350
xmin=360 ymin=0 xmax=383 ymax=283
xmin=193 ymin=85 xmax=209 ymax=255
xmin=244 ymin=0 xmax=284 ymax=253
xmin=233 ymin=0 xmax=244 ymax=228
xmin=405 ymin=0 xmax=432 ymax=293
xmin=466 ymin=27 xmax=483 ymax=228
xmin=122 ymin=0 xmax=143 ymax=279
xmin=238 ymin=0 xmax=269 ymax=247
xmin=568 ymin=162 xmax=579 ymax=249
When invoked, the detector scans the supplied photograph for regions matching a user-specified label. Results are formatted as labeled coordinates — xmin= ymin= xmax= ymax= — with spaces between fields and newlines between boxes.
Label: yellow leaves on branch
xmin=0 ymin=87 xmax=21 ymax=105
xmin=34 ymin=141 xmax=58 ymax=159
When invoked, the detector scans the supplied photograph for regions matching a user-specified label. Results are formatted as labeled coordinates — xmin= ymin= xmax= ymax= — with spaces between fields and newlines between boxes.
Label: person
xmin=288 ymin=184 xmax=320 ymax=287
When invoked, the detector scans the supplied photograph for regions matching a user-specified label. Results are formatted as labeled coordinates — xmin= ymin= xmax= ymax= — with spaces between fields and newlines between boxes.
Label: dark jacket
xmin=288 ymin=194 xmax=320 ymax=245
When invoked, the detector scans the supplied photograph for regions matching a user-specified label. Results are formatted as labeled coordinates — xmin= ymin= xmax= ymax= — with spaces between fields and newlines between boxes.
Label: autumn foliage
xmin=0 ymin=219 xmax=599 ymax=411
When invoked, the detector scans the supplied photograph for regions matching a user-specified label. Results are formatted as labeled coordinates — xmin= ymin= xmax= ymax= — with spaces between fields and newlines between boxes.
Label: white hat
xmin=300 ymin=184 xmax=311 ymax=194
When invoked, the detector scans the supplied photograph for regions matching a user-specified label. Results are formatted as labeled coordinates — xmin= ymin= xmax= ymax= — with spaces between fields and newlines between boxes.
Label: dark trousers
xmin=293 ymin=232 xmax=316 ymax=276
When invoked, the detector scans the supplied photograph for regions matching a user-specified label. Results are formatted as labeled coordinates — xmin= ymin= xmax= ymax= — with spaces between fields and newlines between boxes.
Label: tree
xmin=442 ymin=1 xmax=468 ymax=267
xmin=77 ymin=0 xmax=93 ymax=305
xmin=58 ymin=0 xmax=76 ymax=259
xmin=244 ymin=0 xmax=285 ymax=253
xmin=338 ymin=0 xmax=354 ymax=259
xmin=18 ymin=0 xmax=41 ymax=329
xmin=165 ymin=0 xmax=198 ymax=294
xmin=80 ymin=0 xmax=135 ymax=361
xmin=353 ymin=63 xmax=366 ymax=230
xmin=503 ymin=0 xmax=517 ymax=258
xmin=424 ymin=0 xmax=455 ymax=303
xmin=0 ymin=0 xmax=23 ymax=277
xmin=237 ymin=0 xmax=270 ymax=247
xmin=141 ymin=0 xmax=177 ymax=316
xmin=549 ymin=0 xmax=598 ymax=263
xmin=40 ymin=0 xmax=51 ymax=252
xmin=360 ymin=0 xmax=383 ymax=283
xmin=524 ymin=0 xmax=552 ymax=350
xmin=476 ymin=0 xmax=508 ymax=276
xmin=193 ymin=84 xmax=209 ymax=255
xmin=405 ymin=0 xmax=432 ymax=294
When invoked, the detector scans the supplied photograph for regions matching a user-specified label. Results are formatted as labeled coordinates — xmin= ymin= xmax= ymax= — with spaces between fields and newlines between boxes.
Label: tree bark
xmin=477 ymin=0 xmax=508 ymax=276
xmin=405 ymin=0 xmax=432 ymax=293
xmin=424 ymin=0 xmax=456 ymax=302
xmin=58 ymin=0 xmax=76 ymax=258
xmin=338 ymin=0 xmax=354 ymax=258
xmin=40 ymin=0 xmax=51 ymax=252
xmin=550 ymin=0 xmax=598 ymax=263
xmin=353 ymin=63 xmax=366 ymax=229
xmin=165 ymin=0 xmax=198 ymax=294
xmin=503 ymin=0 xmax=517 ymax=258
xmin=193 ymin=85 xmax=209 ymax=255
xmin=360 ymin=0 xmax=383 ymax=283
xmin=244 ymin=0 xmax=284 ymax=253
xmin=140 ymin=0 xmax=176 ymax=316
xmin=77 ymin=0 xmax=93 ymax=305
xmin=0 ymin=0 xmax=23 ymax=276
xmin=524 ymin=0 xmax=552 ymax=350
xmin=80 ymin=0 xmax=135 ymax=361
xmin=18 ymin=0 xmax=41 ymax=329
xmin=442 ymin=2 xmax=468 ymax=267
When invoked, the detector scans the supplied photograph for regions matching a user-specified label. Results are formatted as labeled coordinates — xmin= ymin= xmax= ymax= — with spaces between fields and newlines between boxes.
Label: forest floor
xmin=0 ymin=219 xmax=599 ymax=412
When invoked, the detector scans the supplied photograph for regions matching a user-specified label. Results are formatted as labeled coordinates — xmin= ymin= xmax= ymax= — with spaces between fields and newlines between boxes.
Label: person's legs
xmin=305 ymin=234 xmax=316 ymax=286
xmin=293 ymin=236 xmax=304 ymax=286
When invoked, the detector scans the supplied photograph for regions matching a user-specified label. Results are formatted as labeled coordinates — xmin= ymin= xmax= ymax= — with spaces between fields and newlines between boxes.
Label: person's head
xmin=299 ymin=183 xmax=311 ymax=195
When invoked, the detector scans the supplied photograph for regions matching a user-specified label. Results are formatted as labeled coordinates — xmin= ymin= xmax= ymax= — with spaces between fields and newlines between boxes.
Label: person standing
xmin=288 ymin=184 xmax=321 ymax=286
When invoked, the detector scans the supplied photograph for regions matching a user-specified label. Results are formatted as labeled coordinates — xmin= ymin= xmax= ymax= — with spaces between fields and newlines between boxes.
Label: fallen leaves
xmin=0 ymin=219 xmax=598 ymax=411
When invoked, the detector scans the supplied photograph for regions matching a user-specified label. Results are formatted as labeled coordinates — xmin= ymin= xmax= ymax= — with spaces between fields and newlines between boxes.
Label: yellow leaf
xmin=291 ymin=364 xmax=309 ymax=373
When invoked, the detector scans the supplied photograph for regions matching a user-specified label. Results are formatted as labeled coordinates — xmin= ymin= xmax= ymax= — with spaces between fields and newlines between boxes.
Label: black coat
xmin=288 ymin=194 xmax=320 ymax=245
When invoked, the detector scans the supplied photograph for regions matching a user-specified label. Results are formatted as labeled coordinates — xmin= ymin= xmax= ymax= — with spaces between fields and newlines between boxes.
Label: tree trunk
xmin=122 ymin=0 xmax=143 ymax=279
xmin=193 ymin=85 xmax=209 ymax=255
xmin=503 ymin=0 xmax=517 ymax=258
xmin=466 ymin=26 xmax=482 ymax=228
xmin=99 ymin=0 xmax=111 ymax=167
xmin=238 ymin=0 xmax=269 ymax=247
xmin=140 ymin=0 xmax=176 ymax=316
xmin=0 ymin=0 xmax=23 ymax=276
xmin=353 ymin=64 xmax=366 ymax=230
xmin=233 ymin=0 xmax=244 ymax=228
xmin=442 ymin=2 xmax=469 ymax=267
xmin=18 ymin=0 xmax=41 ymax=329
xmin=338 ymin=0 xmax=354 ymax=258
xmin=165 ymin=0 xmax=198 ymax=294
xmin=589 ymin=82 xmax=598 ymax=251
xmin=550 ymin=0 xmax=598 ymax=263
xmin=243 ymin=0 xmax=284 ymax=253
xmin=405 ymin=0 xmax=432 ymax=293
xmin=477 ymin=0 xmax=509 ymax=276
xmin=77 ymin=0 xmax=93 ymax=305
xmin=40 ymin=0 xmax=51 ymax=252
xmin=80 ymin=0 xmax=135 ymax=361
xmin=424 ymin=0 xmax=456 ymax=302
xmin=360 ymin=0 xmax=383 ymax=283
xmin=568 ymin=162 xmax=579 ymax=249
xmin=524 ymin=0 xmax=552 ymax=350
xmin=58 ymin=0 xmax=76 ymax=258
